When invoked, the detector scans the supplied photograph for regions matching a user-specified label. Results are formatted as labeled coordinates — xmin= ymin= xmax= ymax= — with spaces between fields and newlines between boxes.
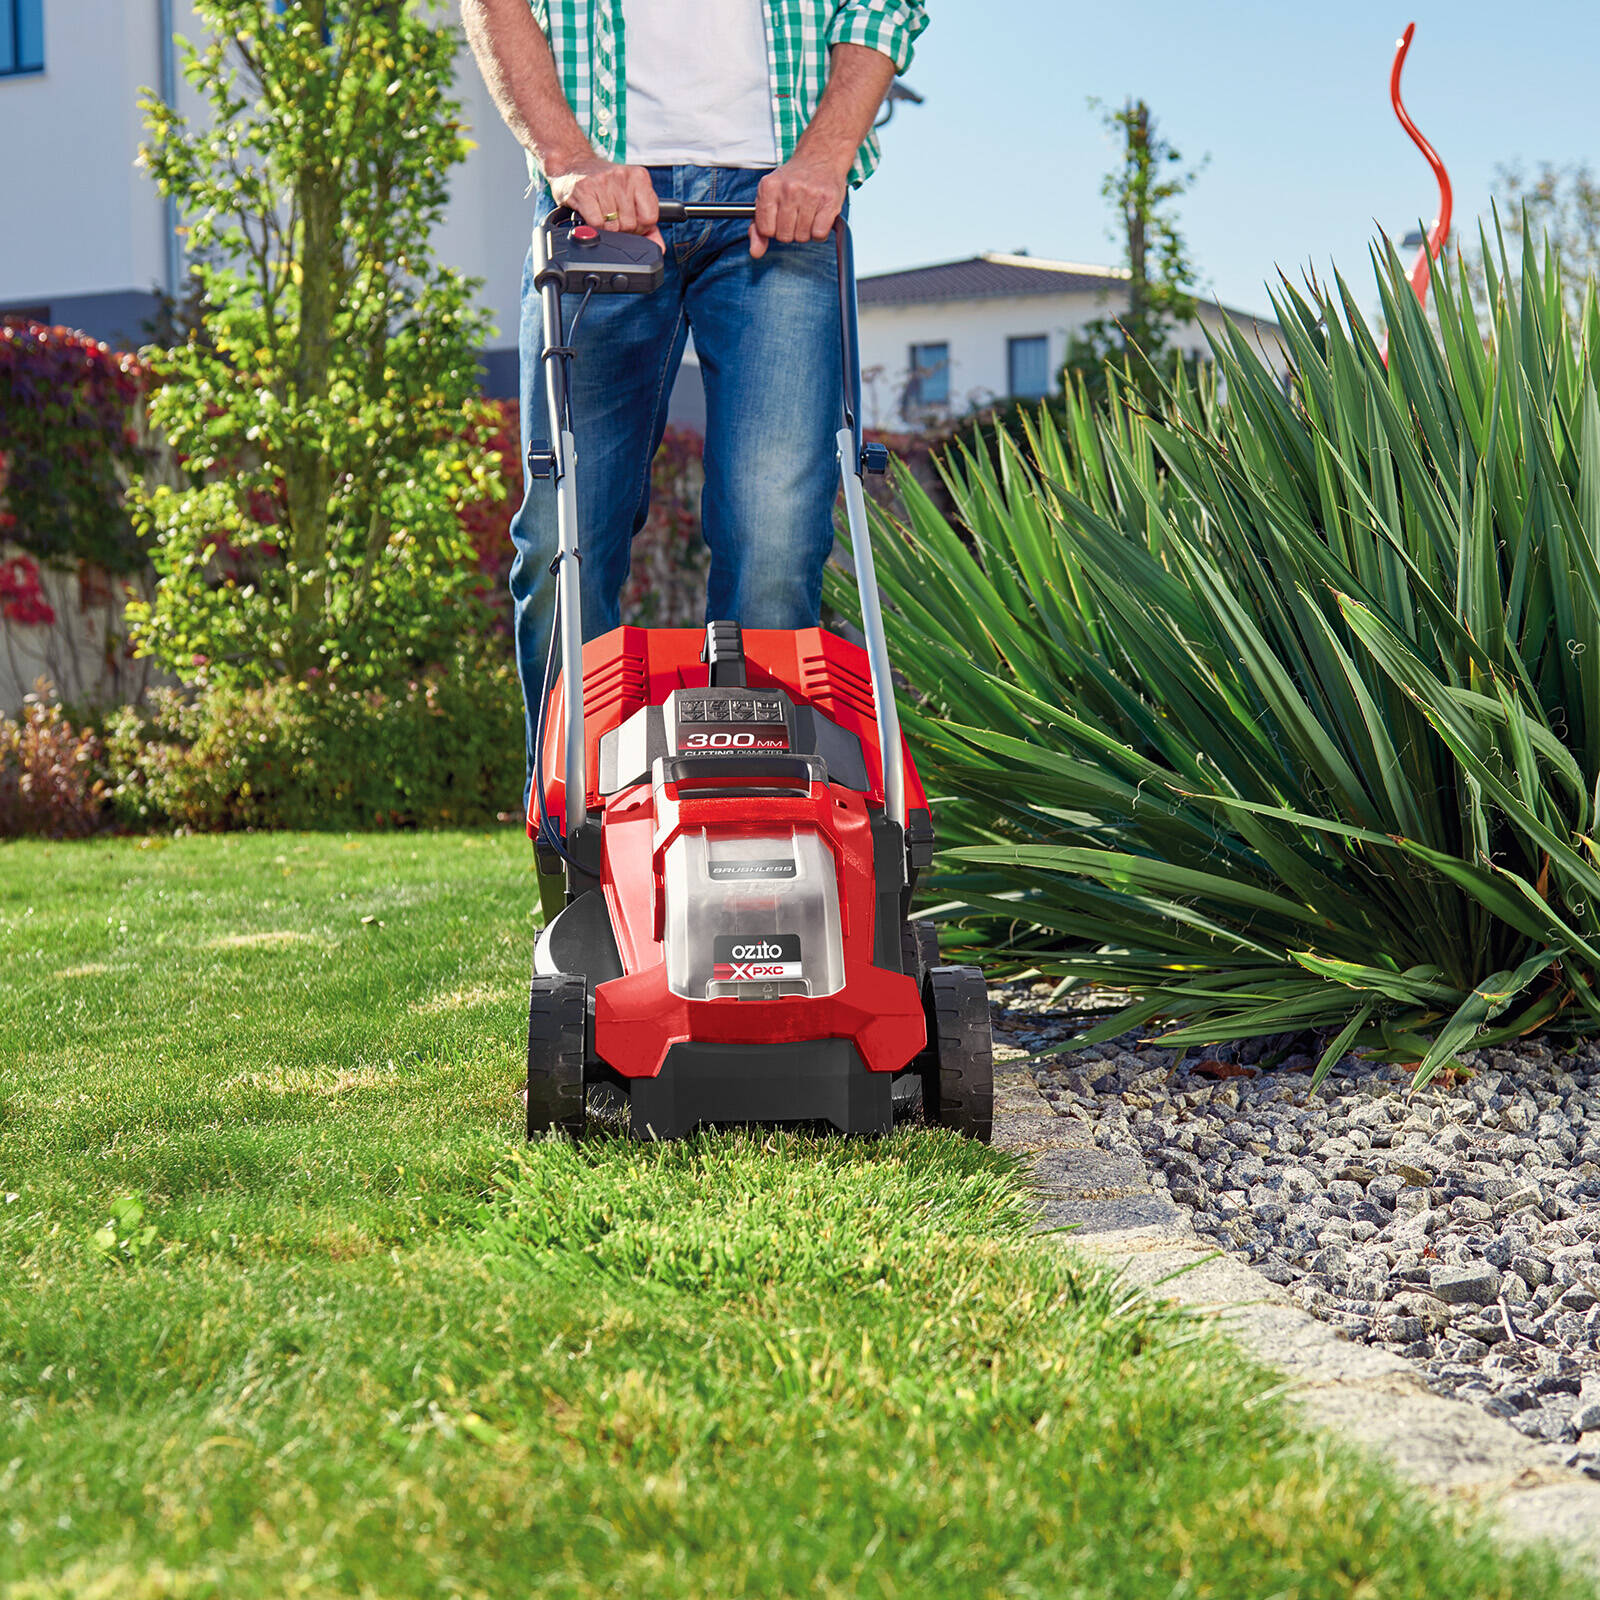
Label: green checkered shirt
xmin=525 ymin=0 xmax=927 ymax=185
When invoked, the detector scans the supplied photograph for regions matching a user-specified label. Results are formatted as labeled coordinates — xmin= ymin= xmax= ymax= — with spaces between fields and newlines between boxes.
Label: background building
xmin=855 ymin=252 xmax=1289 ymax=431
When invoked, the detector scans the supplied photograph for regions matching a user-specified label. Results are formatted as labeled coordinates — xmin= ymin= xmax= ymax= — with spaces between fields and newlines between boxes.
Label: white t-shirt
xmin=622 ymin=0 xmax=779 ymax=168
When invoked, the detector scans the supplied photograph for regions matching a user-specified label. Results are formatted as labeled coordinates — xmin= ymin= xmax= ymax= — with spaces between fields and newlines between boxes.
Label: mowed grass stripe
xmin=0 ymin=833 xmax=1592 ymax=1598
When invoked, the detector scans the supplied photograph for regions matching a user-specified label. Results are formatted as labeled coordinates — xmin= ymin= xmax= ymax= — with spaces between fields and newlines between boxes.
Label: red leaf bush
xmin=0 ymin=553 xmax=55 ymax=626
xmin=0 ymin=682 xmax=107 ymax=838
xmin=457 ymin=400 xmax=708 ymax=631
xmin=0 ymin=322 xmax=148 ymax=574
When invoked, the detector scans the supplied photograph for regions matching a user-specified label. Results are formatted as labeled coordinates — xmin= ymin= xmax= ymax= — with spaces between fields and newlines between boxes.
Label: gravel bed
xmin=995 ymin=987 xmax=1600 ymax=1476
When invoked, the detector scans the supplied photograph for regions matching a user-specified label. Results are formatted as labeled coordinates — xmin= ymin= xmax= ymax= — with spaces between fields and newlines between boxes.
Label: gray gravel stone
xmin=1009 ymin=990 xmax=1600 ymax=1461
xmin=1514 ymin=1254 xmax=1553 ymax=1288
xmin=1431 ymin=1264 xmax=1503 ymax=1304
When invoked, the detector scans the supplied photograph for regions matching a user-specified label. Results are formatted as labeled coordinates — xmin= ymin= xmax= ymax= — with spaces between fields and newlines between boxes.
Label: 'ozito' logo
xmin=713 ymin=933 xmax=801 ymax=983
xmin=729 ymin=940 xmax=784 ymax=961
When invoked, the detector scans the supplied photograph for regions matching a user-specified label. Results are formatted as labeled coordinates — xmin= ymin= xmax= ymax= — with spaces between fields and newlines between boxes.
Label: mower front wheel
xmin=527 ymin=973 xmax=587 ymax=1139
xmin=919 ymin=966 xmax=994 ymax=1143
xmin=901 ymin=918 xmax=941 ymax=984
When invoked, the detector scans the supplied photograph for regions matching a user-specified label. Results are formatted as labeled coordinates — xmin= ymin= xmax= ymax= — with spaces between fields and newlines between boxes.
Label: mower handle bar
xmin=532 ymin=204 xmax=908 ymax=840
xmin=653 ymin=201 xmax=757 ymax=222
xmin=535 ymin=204 xmax=859 ymax=440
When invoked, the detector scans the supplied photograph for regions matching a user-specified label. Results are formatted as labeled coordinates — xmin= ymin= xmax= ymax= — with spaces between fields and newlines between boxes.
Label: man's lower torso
xmin=505 ymin=165 xmax=858 ymax=791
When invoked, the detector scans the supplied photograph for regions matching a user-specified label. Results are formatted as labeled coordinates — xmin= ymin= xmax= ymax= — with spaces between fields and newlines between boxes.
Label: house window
xmin=0 ymin=0 xmax=45 ymax=77
xmin=906 ymin=341 xmax=949 ymax=410
xmin=1007 ymin=335 xmax=1050 ymax=400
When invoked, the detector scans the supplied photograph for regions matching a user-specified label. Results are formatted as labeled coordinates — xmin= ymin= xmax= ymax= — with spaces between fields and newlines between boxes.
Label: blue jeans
xmin=508 ymin=164 xmax=855 ymax=799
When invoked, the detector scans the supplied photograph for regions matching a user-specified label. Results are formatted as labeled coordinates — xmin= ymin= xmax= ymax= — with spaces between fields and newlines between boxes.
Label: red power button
xmin=571 ymin=225 xmax=599 ymax=243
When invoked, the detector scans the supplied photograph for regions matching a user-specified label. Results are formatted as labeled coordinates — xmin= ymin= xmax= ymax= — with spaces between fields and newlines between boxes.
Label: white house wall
xmin=0 ymin=3 xmax=530 ymax=382
xmin=434 ymin=37 xmax=534 ymax=386
xmin=0 ymin=0 xmax=203 ymax=334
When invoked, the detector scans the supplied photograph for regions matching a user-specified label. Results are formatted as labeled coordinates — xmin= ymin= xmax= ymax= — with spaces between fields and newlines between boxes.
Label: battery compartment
xmin=662 ymin=828 xmax=844 ymax=1001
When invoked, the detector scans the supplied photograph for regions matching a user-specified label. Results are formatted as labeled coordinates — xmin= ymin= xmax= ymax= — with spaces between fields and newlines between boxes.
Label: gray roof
xmin=856 ymin=252 xmax=1129 ymax=307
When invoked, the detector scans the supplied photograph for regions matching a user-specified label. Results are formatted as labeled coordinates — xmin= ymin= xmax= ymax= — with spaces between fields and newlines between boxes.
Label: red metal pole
xmin=1389 ymin=21 xmax=1454 ymax=311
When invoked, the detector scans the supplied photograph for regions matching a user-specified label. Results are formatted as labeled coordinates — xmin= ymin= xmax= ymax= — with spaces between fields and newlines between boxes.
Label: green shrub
xmin=830 ymin=230 xmax=1600 ymax=1088
xmin=107 ymin=654 xmax=524 ymax=831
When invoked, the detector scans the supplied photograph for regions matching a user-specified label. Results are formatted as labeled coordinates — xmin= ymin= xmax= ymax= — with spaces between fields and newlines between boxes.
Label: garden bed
xmin=998 ymin=989 xmax=1600 ymax=1470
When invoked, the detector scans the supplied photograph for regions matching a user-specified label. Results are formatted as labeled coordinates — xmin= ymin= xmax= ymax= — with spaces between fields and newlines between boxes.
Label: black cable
xmin=530 ymin=280 xmax=596 ymax=874
xmin=532 ymin=571 xmax=579 ymax=871
xmin=545 ymin=280 xmax=597 ymax=436
xmin=565 ymin=279 xmax=598 ymax=357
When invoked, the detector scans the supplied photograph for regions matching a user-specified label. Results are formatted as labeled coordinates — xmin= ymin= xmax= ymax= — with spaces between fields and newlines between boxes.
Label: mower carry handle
xmin=661 ymin=753 xmax=826 ymax=793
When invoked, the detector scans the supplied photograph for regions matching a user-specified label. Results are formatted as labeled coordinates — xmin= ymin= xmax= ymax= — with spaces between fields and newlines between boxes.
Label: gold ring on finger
xmin=604 ymin=211 xmax=619 ymax=221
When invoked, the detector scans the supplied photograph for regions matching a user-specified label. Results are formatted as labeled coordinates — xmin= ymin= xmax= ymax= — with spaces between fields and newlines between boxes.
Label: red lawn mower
xmin=523 ymin=201 xmax=993 ymax=1142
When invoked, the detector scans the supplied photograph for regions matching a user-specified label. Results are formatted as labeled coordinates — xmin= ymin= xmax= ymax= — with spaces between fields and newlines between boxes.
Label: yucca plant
xmin=830 ymin=228 xmax=1600 ymax=1089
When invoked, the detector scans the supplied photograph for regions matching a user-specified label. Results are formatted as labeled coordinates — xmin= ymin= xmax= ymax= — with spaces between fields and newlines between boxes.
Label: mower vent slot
xmin=707 ymin=979 xmax=811 ymax=1001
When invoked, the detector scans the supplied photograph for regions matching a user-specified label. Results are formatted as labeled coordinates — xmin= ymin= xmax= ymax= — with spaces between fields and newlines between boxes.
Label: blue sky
xmin=851 ymin=0 xmax=1600 ymax=318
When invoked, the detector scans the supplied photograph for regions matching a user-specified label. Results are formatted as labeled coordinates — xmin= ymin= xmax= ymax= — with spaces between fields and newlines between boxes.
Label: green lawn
xmin=1 ymin=831 xmax=1592 ymax=1599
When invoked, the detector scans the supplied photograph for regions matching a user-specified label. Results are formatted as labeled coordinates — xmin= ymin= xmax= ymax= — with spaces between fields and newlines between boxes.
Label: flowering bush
xmin=0 ymin=553 xmax=55 ymax=627
xmin=0 ymin=682 xmax=106 ymax=838
xmin=0 ymin=323 xmax=147 ymax=573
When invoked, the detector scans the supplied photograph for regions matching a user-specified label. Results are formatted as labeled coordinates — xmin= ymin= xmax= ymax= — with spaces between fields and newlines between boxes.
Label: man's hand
xmin=746 ymin=43 xmax=897 ymax=258
xmin=749 ymin=154 xmax=849 ymax=259
xmin=548 ymin=155 xmax=664 ymax=248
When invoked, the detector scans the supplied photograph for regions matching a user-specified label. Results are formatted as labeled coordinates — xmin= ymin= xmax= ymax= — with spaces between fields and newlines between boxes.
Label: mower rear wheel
xmin=919 ymin=965 xmax=994 ymax=1143
xmin=527 ymin=973 xmax=587 ymax=1139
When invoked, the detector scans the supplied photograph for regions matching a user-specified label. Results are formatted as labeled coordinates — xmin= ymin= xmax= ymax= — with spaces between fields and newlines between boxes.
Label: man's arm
xmin=749 ymin=42 xmax=895 ymax=259
xmin=458 ymin=0 xmax=661 ymax=243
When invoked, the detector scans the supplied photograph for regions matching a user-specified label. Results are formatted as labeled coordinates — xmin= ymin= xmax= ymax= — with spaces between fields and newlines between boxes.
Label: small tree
xmin=1492 ymin=161 xmax=1600 ymax=320
xmin=954 ymin=98 xmax=1206 ymax=466
xmin=130 ymin=0 xmax=501 ymax=687
xmin=1062 ymin=98 xmax=1205 ymax=404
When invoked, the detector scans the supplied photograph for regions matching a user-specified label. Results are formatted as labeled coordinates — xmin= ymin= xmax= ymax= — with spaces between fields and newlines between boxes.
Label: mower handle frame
xmin=530 ymin=203 xmax=908 ymax=839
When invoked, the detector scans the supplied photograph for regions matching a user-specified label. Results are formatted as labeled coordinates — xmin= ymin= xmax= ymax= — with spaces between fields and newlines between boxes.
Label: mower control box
xmin=538 ymin=223 xmax=664 ymax=295
xmin=672 ymin=690 xmax=791 ymax=754
xmin=598 ymin=688 xmax=872 ymax=795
